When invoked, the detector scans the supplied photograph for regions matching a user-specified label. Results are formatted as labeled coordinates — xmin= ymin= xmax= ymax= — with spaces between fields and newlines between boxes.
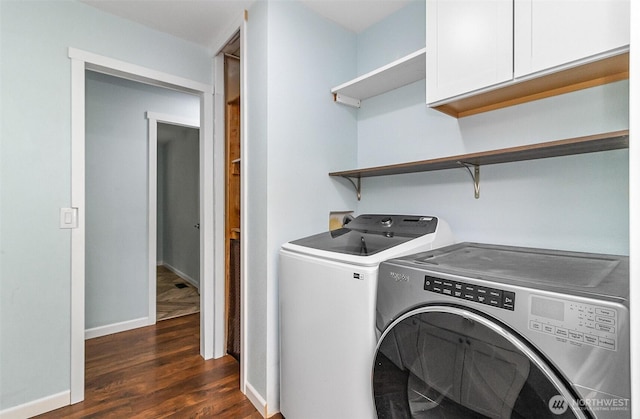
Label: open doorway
xmin=156 ymin=123 xmax=201 ymax=321
xmin=70 ymin=48 xmax=216 ymax=403
xmin=84 ymin=72 xmax=202 ymax=340
xmin=222 ymin=35 xmax=242 ymax=361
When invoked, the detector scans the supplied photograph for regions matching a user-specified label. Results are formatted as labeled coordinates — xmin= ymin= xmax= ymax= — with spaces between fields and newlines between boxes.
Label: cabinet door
xmin=426 ymin=0 xmax=513 ymax=104
xmin=514 ymin=0 xmax=630 ymax=78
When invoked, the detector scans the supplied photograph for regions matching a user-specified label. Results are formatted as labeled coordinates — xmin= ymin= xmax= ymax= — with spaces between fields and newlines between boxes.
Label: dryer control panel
xmin=424 ymin=276 xmax=515 ymax=311
xmin=528 ymin=295 xmax=618 ymax=351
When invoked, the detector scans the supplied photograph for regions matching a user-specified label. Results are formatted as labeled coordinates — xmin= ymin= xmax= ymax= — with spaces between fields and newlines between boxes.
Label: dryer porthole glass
xmin=373 ymin=309 xmax=586 ymax=419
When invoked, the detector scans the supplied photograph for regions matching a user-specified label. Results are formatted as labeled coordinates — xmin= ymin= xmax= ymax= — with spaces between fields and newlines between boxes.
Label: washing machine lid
xmin=397 ymin=242 xmax=629 ymax=300
xmin=289 ymin=214 xmax=438 ymax=256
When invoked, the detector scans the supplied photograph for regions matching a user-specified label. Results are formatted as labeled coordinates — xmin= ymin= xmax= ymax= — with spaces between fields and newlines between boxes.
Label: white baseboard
xmin=245 ymin=381 xmax=268 ymax=418
xmin=0 ymin=390 xmax=70 ymax=419
xmin=162 ymin=262 xmax=199 ymax=290
xmin=85 ymin=316 xmax=151 ymax=340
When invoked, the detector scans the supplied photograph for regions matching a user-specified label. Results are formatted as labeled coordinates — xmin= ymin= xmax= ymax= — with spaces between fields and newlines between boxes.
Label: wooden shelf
xmin=329 ymin=130 xmax=629 ymax=199
xmin=331 ymin=48 xmax=426 ymax=108
xmin=432 ymin=52 xmax=629 ymax=118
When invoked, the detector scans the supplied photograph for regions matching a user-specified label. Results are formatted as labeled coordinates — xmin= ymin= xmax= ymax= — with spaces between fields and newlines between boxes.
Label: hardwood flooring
xmin=157 ymin=265 xmax=200 ymax=321
xmin=35 ymin=314 xmax=282 ymax=418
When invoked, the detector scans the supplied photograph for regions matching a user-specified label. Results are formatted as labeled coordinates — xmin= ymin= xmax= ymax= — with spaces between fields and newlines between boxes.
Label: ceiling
xmin=80 ymin=0 xmax=409 ymax=51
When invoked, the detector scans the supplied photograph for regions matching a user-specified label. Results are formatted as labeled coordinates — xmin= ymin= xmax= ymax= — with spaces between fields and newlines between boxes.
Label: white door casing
xmin=69 ymin=48 xmax=216 ymax=403
xmin=212 ymin=10 xmax=249 ymax=398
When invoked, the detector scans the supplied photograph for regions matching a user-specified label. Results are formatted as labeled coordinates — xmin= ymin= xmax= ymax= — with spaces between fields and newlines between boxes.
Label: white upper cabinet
xmin=514 ymin=0 xmax=630 ymax=78
xmin=426 ymin=0 xmax=513 ymax=104
xmin=426 ymin=0 xmax=630 ymax=113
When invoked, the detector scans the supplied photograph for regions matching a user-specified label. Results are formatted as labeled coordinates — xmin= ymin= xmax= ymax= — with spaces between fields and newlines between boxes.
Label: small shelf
xmin=330 ymin=130 xmax=629 ymax=199
xmin=331 ymin=48 xmax=426 ymax=108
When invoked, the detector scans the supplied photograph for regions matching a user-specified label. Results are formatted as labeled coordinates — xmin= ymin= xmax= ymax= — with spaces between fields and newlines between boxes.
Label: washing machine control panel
xmin=528 ymin=295 xmax=618 ymax=351
xmin=424 ymin=276 xmax=515 ymax=311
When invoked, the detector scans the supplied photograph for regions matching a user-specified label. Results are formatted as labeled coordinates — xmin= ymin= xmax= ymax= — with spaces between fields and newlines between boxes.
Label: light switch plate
xmin=60 ymin=207 xmax=79 ymax=229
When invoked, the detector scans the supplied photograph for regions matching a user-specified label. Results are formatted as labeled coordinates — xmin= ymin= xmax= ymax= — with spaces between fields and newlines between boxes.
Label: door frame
xmin=146 ymin=112 xmax=200 ymax=324
xmin=212 ymin=10 xmax=249 ymax=396
xmin=69 ymin=47 xmax=216 ymax=403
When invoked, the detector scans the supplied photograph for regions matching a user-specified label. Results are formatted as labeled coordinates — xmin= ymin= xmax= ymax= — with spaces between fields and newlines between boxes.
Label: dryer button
xmin=584 ymin=334 xmax=599 ymax=345
xmin=595 ymin=316 xmax=615 ymax=326
xmin=598 ymin=337 xmax=616 ymax=351
xmin=595 ymin=324 xmax=616 ymax=334
xmin=502 ymin=291 xmax=515 ymax=311
xmin=596 ymin=308 xmax=616 ymax=317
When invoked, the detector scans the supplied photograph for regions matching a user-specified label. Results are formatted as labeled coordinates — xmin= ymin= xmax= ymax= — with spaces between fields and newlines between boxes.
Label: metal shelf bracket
xmin=333 ymin=93 xmax=361 ymax=108
xmin=341 ymin=175 xmax=362 ymax=201
xmin=457 ymin=161 xmax=480 ymax=199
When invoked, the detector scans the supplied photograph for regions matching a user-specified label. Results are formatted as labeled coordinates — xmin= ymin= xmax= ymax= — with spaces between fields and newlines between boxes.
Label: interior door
xmin=373 ymin=307 xmax=589 ymax=419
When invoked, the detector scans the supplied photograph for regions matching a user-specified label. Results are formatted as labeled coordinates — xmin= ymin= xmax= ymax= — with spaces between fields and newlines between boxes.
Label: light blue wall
xmin=245 ymin=0 xmax=270 ymax=402
xmin=245 ymin=0 xmax=358 ymax=407
xmin=354 ymin=0 xmax=629 ymax=256
xmin=357 ymin=0 xmax=425 ymax=74
xmin=85 ymin=71 xmax=200 ymax=330
xmin=0 ymin=0 xmax=210 ymax=410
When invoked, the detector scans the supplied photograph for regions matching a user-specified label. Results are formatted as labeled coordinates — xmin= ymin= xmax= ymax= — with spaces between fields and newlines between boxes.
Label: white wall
xmin=0 ymin=0 xmax=210 ymax=411
xmin=628 ymin=0 xmax=638 ymax=410
xmin=354 ymin=0 xmax=629 ymax=256
xmin=160 ymin=126 xmax=200 ymax=286
xmin=245 ymin=0 xmax=358 ymax=411
xmin=245 ymin=0 xmax=270 ymax=405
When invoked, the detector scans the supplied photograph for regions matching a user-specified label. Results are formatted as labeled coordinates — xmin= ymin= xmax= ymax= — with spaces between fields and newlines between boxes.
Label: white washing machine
xmin=279 ymin=214 xmax=455 ymax=419
xmin=374 ymin=242 xmax=630 ymax=419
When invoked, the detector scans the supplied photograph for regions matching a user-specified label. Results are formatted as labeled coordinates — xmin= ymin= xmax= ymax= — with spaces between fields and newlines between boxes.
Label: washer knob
xmin=380 ymin=217 xmax=393 ymax=227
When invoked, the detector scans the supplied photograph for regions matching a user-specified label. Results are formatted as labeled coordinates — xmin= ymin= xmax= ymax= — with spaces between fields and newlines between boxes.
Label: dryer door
xmin=373 ymin=306 xmax=589 ymax=419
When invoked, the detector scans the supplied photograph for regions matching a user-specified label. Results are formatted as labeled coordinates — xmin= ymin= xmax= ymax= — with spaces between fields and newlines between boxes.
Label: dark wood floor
xmin=36 ymin=314 xmax=282 ymax=418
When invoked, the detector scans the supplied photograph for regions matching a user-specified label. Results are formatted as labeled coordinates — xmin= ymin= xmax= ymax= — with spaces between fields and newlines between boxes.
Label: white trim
xmin=85 ymin=317 xmax=151 ymax=340
xmin=212 ymin=10 xmax=248 ymax=56
xmin=201 ymin=88 xmax=216 ymax=360
xmin=146 ymin=112 xmax=199 ymax=129
xmin=0 ymin=391 xmax=70 ymax=419
xmin=213 ymin=53 xmax=226 ymax=360
xmin=161 ymin=262 xmax=200 ymax=290
xmin=70 ymin=49 xmax=216 ymax=406
xmin=70 ymin=57 xmax=85 ymax=404
xmin=239 ymin=14 xmax=249 ymax=395
xmin=244 ymin=381 xmax=268 ymax=418
xmin=68 ymin=48 xmax=212 ymax=94
xmin=146 ymin=112 xmax=201 ymax=327
xmin=147 ymin=116 xmax=158 ymax=326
